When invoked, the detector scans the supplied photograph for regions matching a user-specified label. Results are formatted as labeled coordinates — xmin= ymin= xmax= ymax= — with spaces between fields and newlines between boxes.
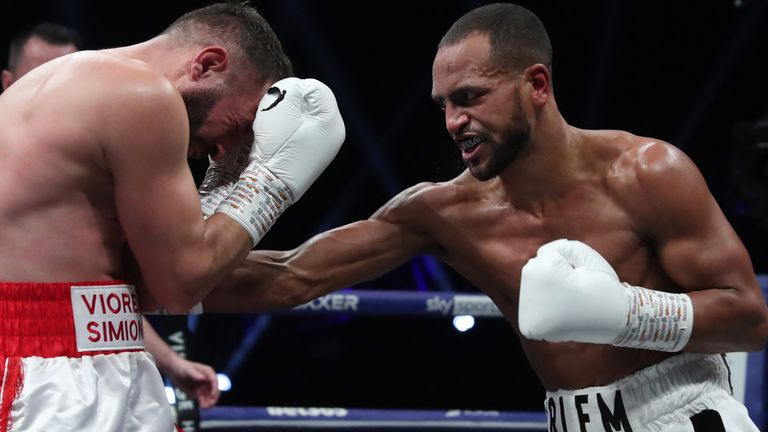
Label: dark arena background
xmin=2 ymin=0 xmax=768 ymax=429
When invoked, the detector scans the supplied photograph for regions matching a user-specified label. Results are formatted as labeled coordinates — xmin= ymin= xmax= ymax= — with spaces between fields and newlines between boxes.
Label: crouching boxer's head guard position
xmin=204 ymin=3 xmax=768 ymax=431
xmin=0 ymin=2 xmax=345 ymax=431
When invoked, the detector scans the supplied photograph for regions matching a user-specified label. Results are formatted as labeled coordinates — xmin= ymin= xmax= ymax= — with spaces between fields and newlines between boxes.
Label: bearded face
xmin=181 ymin=86 xmax=222 ymax=156
xmin=463 ymin=88 xmax=532 ymax=181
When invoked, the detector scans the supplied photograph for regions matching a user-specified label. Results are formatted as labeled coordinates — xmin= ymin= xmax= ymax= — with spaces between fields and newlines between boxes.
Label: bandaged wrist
xmin=200 ymin=183 xmax=235 ymax=219
xmin=612 ymin=284 xmax=694 ymax=352
xmin=198 ymin=160 xmax=242 ymax=219
xmin=214 ymin=164 xmax=295 ymax=246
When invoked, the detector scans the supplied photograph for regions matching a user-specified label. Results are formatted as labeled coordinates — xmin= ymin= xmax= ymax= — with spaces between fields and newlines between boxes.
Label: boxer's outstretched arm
xmin=626 ymin=141 xmax=768 ymax=352
xmin=204 ymin=184 xmax=437 ymax=312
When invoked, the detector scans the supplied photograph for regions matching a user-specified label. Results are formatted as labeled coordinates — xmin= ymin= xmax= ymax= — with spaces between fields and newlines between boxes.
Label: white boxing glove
xmin=215 ymin=77 xmax=345 ymax=246
xmin=518 ymin=239 xmax=693 ymax=352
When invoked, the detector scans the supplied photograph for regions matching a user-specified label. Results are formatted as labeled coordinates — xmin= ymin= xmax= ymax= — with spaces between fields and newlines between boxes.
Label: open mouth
xmin=458 ymin=136 xmax=483 ymax=154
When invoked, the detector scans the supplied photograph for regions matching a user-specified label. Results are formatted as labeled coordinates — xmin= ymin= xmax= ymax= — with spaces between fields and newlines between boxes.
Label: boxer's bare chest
xmin=425 ymin=180 xmax=672 ymax=389
xmin=432 ymin=181 xmax=652 ymax=319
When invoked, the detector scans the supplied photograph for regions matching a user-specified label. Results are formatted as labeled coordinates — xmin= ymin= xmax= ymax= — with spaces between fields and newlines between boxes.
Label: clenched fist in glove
xmin=518 ymin=239 xmax=693 ymax=352
xmin=214 ymin=77 xmax=345 ymax=246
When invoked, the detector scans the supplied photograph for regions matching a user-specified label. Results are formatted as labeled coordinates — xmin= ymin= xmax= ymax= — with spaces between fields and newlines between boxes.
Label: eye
xmin=457 ymin=90 xmax=478 ymax=104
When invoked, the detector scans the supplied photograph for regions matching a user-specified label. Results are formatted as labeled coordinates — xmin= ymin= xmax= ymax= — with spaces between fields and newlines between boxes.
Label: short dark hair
xmin=163 ymin=2 xmax=293 ymax=85
xmin=440 ymin=3 xmax=552 ymax=73
xmin=7 ymin=22 xmax=83 ymax=71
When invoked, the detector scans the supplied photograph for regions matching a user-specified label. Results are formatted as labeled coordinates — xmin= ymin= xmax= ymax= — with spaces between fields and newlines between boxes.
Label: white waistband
xmin=545 ymin=353 xmax=732 ymax=430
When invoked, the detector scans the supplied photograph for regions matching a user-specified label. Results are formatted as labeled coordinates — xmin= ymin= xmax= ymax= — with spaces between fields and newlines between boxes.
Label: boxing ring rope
xmin=201 ymin=406 xmax=546 ymax=431
xmin=279 ymin=289 xmax=504 ymax=318
xmin=188 ymin=286 xmax=768 ymax=431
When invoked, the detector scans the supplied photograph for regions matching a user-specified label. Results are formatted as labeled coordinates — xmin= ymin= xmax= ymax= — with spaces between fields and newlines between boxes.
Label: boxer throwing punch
xmin=0 ymin=3 xmax=345 ymax=431
xmin=207 ymin=3 xmax=768 ymax=431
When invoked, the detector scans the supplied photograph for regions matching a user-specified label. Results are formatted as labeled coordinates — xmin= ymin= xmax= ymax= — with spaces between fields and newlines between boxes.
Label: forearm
xmin=204 ymin=220 xmax=429 ymax=313
xmin=153 ymin=214 xmax=252 ymax=312
xmin=203 ymin=249 xmax=298 ymax=312
xmin=198 ymin=213 xmax=254 ymax=288
xmin=686 ymin=285 xmax=768 ymax=353
xmin=143 ymin=318 xmax=183 ymax=375
xmin=658 ymin=237 xmax=768 ymax=353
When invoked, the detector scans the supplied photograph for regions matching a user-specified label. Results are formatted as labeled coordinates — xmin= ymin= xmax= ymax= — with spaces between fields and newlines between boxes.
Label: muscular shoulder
xmin=81 ymin=53 xmax=183 ymax=124
xmin=39 ymin=51 xmax=185 ymax=137
xmin=601 ymin=131 xmax=711 ymax=230
xmin=605 ymin=133 xmax=700 ymax=193
xmin=63 ymin=52 xmax=188 ymax=158
xmin=35 ymin=52 xmax=176 ymax=102
xmin=372 ymin=178 xmax=467 ymax=226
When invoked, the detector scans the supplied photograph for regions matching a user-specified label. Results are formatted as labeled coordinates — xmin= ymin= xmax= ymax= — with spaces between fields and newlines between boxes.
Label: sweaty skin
xmin=0 ymin=30 xmax=232 ymax=408
xmin=0 ymin=41 xmax=267 ymax=312
xmin=204 ymin=33 xmax=768 ymax=391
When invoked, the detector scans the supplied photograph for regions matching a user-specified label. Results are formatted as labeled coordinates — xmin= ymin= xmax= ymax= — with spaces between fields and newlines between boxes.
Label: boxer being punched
xmin=206 ymin=4 xmax=768 ymax=430
xmin=3 ymin=20 xmax=224 ymax=411
xmin=0 ymin=3 xmax=345 ymax=431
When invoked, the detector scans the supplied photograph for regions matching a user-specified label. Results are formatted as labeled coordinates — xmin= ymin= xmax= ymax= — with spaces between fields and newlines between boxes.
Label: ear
xmin=1 ymin=70 xmax=14 ymax=91
xmin=526 ymin=64 xmax=551 ymax=107
xmin=189 ymin=46 xmax=229 ymax=81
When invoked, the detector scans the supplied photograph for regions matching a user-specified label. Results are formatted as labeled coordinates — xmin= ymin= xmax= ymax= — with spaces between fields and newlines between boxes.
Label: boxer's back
xmin=0 ymin=52 xmax=129 ymax=281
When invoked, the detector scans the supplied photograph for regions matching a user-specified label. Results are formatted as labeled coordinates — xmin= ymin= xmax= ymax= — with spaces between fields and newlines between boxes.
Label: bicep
xmin=655 ymin=197 xmax=757 ymax=303
xmin=634 ymin=145 xmax=755 ymax=293
xmin=636 ymin=146 xmax=768 ymax=351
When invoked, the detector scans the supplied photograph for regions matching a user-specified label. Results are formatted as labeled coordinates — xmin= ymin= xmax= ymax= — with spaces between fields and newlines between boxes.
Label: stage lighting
xmin=453 ymin=315 xmax=475 ymax=332
xmin=217 ymin=373 xmax=232 ymax=392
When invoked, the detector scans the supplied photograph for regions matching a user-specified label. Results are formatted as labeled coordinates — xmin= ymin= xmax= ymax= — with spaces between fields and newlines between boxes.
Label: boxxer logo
xmin=294 ymin=294 xmax=359 ymax=312
xmin=547 ymin=390 xmax=632 ymax=432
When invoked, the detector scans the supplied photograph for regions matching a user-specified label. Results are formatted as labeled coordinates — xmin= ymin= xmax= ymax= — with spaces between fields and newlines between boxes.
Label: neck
xmin=497 ymin=108 xmax=586 ymax=207
xmin=104 ymin=35 xmax=189 ymax=83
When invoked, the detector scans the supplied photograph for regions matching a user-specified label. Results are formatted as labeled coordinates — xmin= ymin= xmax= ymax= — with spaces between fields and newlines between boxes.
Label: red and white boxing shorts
xmin=0 ymin=281 xmax=174 ymax=431
xmin=544 ymin=353 xmax=759 ymax=431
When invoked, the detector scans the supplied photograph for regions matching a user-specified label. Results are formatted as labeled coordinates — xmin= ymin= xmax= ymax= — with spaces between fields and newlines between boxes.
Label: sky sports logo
xmin=426 ymin=295 xmax=502 ymax=317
